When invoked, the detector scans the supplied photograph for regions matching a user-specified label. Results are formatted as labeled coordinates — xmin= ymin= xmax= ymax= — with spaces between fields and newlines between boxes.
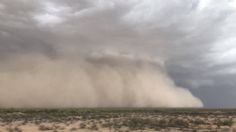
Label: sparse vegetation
xmin=0 ymin=108 xmax=236 ymax=131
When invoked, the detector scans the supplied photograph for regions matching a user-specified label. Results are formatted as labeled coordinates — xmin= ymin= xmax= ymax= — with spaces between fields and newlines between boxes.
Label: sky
xmin=0 ymin=0 xmax=236 ymax=108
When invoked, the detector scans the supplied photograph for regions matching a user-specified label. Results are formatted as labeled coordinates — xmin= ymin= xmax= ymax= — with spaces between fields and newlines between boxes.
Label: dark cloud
xmin=0 ymin=0 xmax=236 ymax=107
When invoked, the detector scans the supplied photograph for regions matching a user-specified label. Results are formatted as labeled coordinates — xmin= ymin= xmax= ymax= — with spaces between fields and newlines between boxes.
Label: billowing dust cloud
xmin=0 ymin=53 xmax=203 ymax=108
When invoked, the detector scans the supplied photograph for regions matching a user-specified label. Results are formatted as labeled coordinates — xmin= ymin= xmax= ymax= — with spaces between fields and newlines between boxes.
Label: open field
xmin=1 ymin=108 xmax=236 ymax=132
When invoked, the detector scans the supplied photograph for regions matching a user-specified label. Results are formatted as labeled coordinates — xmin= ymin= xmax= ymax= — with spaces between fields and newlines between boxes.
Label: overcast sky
xmin=0 ymin=0 xmax=236 ymax=108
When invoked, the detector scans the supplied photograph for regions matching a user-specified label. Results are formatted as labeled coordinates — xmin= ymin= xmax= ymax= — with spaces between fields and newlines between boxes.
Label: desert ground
xmin=0 ymin=108 xmax=236 ymax=132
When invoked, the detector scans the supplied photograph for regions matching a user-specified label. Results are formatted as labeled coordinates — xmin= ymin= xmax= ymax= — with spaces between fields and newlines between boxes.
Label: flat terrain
xmin=1 ymin=108 xmax=236 ymax=132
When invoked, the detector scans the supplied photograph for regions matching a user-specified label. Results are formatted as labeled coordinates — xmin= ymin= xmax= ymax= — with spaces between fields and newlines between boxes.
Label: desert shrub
xmin=70 ymin=127 xmax=78 ymax=131
xmin=216 ymin=119 xmax=233 ymax=126
xmin=177 ymin=119 xmax=189 ymax=127
xmin=14 ymin=126 xmax=22 ymax=132
xmin=79 ymin=122 xmax=86 ymax=129
xmin=192 ymin=119 xmax=205 ymax=125
xmin=88 ymin=123 xmax=99 ymax=131
xmin=39 ymin=124 xmax=53 ymax=131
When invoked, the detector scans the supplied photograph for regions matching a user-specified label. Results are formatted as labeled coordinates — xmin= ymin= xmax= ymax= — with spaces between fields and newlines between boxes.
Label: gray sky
xmin=0 ymin=0 xmax=236 ymax=108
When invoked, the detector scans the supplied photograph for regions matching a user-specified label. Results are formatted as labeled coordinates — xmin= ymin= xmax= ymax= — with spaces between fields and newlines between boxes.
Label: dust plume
xmin=0 ymin=52 xmax=203 ymax=108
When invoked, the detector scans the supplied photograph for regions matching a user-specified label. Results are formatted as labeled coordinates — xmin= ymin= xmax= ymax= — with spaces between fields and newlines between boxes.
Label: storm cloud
xmin=0 ymin=0 xmax=236 ymax=107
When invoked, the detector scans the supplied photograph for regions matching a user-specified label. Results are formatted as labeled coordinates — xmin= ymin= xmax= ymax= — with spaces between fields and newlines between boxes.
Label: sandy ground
xmin=0 ymin=121 xmax=107 ymax=132
xmin=1 ymin=109 xmax=236 ymax=132
xmin=0 ymin=121 xmax=156 ymax=132
xmin=1 ymin=118 xmax=236 ymax=132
